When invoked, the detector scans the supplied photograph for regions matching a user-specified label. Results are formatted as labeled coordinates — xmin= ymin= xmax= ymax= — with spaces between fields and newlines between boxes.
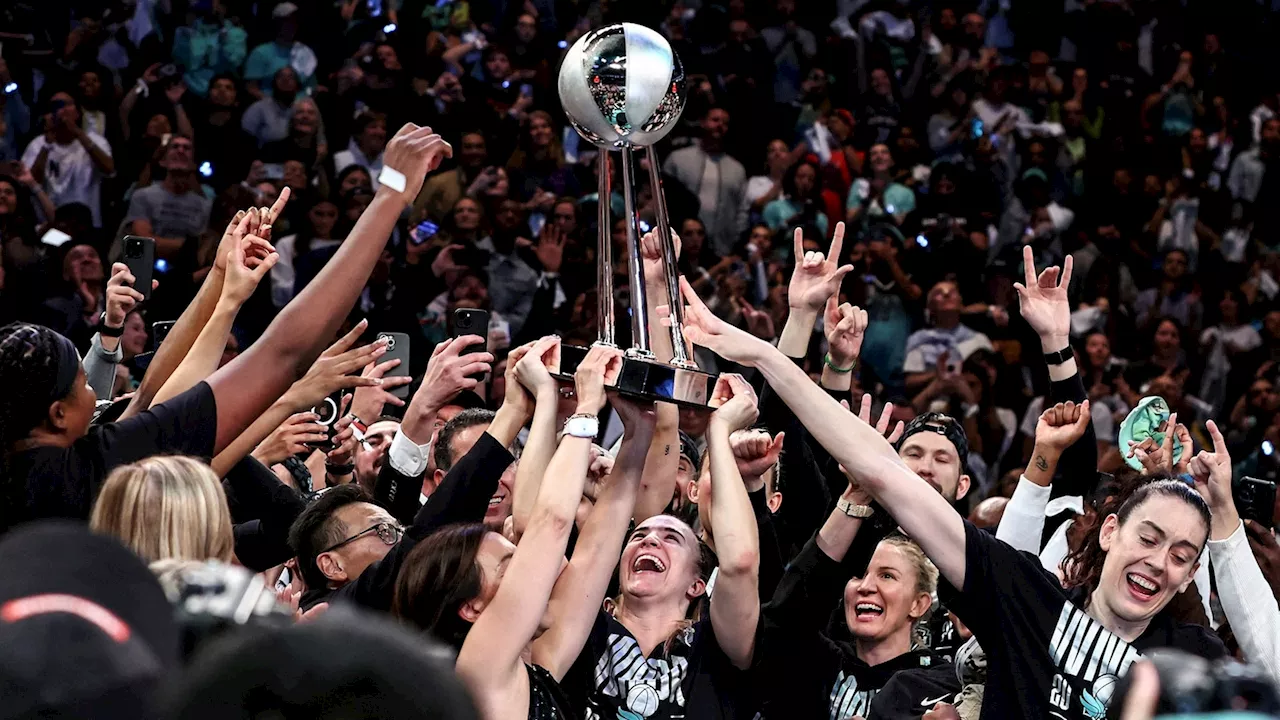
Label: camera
xmin=1108 ymin=649 xmax=1280 ymax=718
xmin=155 ymin=561 xmax=294 ymax=659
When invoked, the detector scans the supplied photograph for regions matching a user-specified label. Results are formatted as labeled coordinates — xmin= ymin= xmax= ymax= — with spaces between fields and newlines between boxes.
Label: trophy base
xmin=552 ymin=343 xmax=718 ymax=410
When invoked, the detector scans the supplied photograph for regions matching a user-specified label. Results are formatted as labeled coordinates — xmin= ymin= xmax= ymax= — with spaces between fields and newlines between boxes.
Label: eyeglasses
xmin=320 ymin=522 xmax=403 ymax=554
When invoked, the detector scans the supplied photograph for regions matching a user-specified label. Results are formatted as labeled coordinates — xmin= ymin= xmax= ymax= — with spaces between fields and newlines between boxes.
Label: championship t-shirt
xmin=562 ymin=610 xmax=758 ymax=720
xmin=941 ymin=520 xmax=1226 ymax=719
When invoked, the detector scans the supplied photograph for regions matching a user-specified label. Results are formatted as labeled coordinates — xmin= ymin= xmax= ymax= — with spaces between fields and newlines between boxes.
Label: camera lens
xmin=457 ymin=316 xmax=472 ymax=329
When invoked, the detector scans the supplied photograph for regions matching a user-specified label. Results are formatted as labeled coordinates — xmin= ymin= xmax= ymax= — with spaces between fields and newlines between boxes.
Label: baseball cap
xmin=0 ymin=522 xmax=180 ymax=719
xmin=895 ymin=412 xmax=971 ymax=476
xmin=678 ymin=430 xmax=702 ymax=469
xmin=163 ymin=607 xmax=477 ymax=720
xmin=272 ymin=2 xmax=299 ymax=18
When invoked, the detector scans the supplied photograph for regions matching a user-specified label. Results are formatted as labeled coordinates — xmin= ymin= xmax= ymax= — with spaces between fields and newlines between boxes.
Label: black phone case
xmin=307 ymin=390 xmax=344 ymax=451
xmin=122 ymin=235 xmax=156 ymax=303
xmin=452 ymin=309 xmax=489 ymax=381
xmin=377 ymin=332 xmax=412 ymax=400
xmin=1237 ymin=477 xmax=1277 ymax=530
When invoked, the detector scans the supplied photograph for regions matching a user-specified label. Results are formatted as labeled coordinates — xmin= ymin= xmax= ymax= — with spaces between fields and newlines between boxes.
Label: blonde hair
xmin=90 ymin=456 xmax=234 ymax=564
xmin=880 ymin=535 xmax=939 ymax=625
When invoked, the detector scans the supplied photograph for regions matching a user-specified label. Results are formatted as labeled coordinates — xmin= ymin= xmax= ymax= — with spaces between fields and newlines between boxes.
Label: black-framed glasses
xmin=320 ymin=522 xmax=403 ymax=554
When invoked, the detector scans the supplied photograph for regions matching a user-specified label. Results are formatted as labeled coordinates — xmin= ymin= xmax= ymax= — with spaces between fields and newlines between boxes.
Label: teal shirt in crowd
xmin=172 ymin=19 xmax=247 ymax=96
xmin=763 ymin=197 xmax=829 ymax=236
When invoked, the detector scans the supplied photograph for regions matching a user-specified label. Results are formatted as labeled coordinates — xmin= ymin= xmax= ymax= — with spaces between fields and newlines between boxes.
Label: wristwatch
xmin=560 ymin=413 xmax=599 ymax=440
xmin=1042 ymin=346 xmax=1073 ymax=366
xmin=94 ymin=312 xmax=124 ymax=338
xmin=837 ymin=498 xmax=875 ymax=518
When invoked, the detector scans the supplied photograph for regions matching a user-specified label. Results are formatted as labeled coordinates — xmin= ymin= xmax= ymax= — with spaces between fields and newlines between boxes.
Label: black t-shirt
xmin=867 ymin=661 xmax=964 ymax=720
xmin=562 ymin=610 xmax=757 ymax=720
xmin=2 ymin=382 xmax=218 ymax=535
xmin=941 ymin=520 xmax=1226 ymax=720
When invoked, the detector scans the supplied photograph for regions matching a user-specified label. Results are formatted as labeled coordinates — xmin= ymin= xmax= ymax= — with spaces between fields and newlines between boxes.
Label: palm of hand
xmin=790 ymin=262 xmax=837 ymax=310
xmin=1020 ymin=290 xmax=1069 ymax=338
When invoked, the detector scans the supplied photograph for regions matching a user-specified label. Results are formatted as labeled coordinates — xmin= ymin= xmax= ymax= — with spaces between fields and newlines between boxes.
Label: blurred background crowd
xmin=2 ymin=0 xmax=1280 ymax=513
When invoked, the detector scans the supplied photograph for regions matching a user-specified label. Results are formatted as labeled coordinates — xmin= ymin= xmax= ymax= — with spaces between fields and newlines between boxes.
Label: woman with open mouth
xmin=752 ymin=473 xmax=959 ymax=718
xmin=672 ymin=247 xmax=1227 ymax=720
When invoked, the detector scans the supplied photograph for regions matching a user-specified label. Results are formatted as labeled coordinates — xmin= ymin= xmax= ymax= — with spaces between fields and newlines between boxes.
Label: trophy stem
xmin=619 ymin=147 xmax=651 ymax=354
xmin=596 ymin=152 xmax=615 ymax=347
xmin=644 ymin=145 xmax=693 ymax=367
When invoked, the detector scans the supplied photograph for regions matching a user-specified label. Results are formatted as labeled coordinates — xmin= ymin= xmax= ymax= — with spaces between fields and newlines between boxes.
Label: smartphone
xmin=411 ymin=220 xmax=439 ymax=246
xmin=122 ymin=235 xmax=156 ymax=303
xmin=1236 ymin=476 xmax=1277 ymax=530
xmin=262 ymin=163 xmax=285 ymax=181
xmin=151 ymin=320 xmax=176 ymax=350
xmin=1101 ymin=365 xmax=1122 ymax=386
xmin=40 ymin=228 xmax=73 ymax=247
xmin=377 ymin=332 xmax=412 ymax=400
xmin=519 ymin=83 xmax=533 ymax=97
xmin=306 ymin=390 xmax=344 ymax=451
xmin=452 ymin=309 xmax=490 ymax=381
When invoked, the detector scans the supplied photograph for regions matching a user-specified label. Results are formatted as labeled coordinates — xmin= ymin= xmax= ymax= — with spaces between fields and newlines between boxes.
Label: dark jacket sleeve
xmin=752 ymin=535 xmax=846 ymax=716
xmin=373 ymin=457 xmax=425 ymax=526
xmin=750 ymin=488 xmax=786 ymax=602
xmin=222 ymin=456 xmax=307 ymax=572
xmin=334 ymin=432 xmax=514 ymax=612
xmin=1046 ymin=370 xmax=1100 ymax=501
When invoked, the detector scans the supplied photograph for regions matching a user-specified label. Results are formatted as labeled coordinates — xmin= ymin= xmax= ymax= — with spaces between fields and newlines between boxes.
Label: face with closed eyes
xmin=845 ymin=542 xmax=932 ymax=646
xmin=1097 ymin=495 xmax=1206 ymax=626
xmin=619 ymin=515 xmax=705 ymax=605
xmin=899 ymin=431 xmax=970 ymax=502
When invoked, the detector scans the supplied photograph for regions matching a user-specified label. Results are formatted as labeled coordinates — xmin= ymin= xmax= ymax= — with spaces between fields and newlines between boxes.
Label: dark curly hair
xmin=1061 ymin=476 xmax=1211 ymax=607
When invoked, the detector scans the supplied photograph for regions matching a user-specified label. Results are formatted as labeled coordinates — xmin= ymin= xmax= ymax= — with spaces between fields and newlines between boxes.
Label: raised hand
xmin=534 ymin=221 xmax=566 ymax=274
xmin=853 ymin=393 xmax=905 ymax=443
xmin=709 ymin=373 xmax=760 ymax=432
xmin=381 ymin=124 xmax=454 ymax=204
xmin=736 ymin=297 xmax=776 ymax=341
xmin=283 ymin=331 xmax=387 ymax=411
xmin=641 ymin=229 xmax=681 ymax=286
xmin=431 ymin=244 xmax=467 ymax=277
xmin=789 ymin=223 xmax=853 ymax=312
xmin=1034 ymin=400 xmax=1092 ymax=453
xmin=730 ymin=428 xmax=784 ymax=480
xmin=413 ymin=335 xmax=495 ymax=414
xmin=350 ymin=355 xmax=413 ymax=419
xmin=670 ymin=276 xmax=770 ymax=365
xmin=1188 ymin=420 xmax=1235 ymax=536
xmin=104 ymin=262 xmax=146 ymax=327
xmin=825 ymin=295 xmax=868 ymax=368
xmin=573 ymin=344 xmax=624 ymax=416
xmin=610 ymin=392 xmax=657 ymax=436
xmin=1013 ymin=245 xmax=1072 ymax=344
xmin=222 ymin=232 xmax=279 ymax=306
xmin=513 ymin=336 xmax=560 ymax=399
xmin=252 ymin=412 xmax=330 ymax=466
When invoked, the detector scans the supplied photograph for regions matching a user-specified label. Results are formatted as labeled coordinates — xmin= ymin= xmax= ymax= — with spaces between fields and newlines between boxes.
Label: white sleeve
xmin=1209 ymin=521 xmax=1280 ymax=680
xmin=995 ymin=476 xmax=1052 ymax=554
xmin=902 ymin=346 xmax=926 ymax=373
xmin=387 ymin=429 xmax=432 ymax=477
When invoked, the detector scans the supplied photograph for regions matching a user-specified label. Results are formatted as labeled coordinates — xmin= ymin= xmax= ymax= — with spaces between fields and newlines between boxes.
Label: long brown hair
xmin=1061 ymin=477 xmax=1211 ymax=607
xmin=392 ymin=523 xmax=489 ymax=649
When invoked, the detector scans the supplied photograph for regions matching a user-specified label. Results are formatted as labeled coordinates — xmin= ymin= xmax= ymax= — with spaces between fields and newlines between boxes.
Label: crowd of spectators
xmin=2 ymin=0 xmax=1280 ymax=718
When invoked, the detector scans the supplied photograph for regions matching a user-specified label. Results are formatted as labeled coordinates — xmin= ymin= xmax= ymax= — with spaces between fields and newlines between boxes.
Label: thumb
xmin=831 ymin=264 xmax=854 ymax=283
xmin=251 ymin=252 xmax=280 ymax=281
xmin=1074 ymin=399 xmax=1092 ymax=432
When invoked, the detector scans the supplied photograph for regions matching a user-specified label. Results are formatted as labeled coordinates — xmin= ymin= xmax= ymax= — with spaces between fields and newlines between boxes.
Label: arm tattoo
xmin=1034 ymin=454 xmax=1049 ymax=471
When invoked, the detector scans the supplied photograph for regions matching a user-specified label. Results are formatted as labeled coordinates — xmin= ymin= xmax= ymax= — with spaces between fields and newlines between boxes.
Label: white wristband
xmin=378 ymin=165 xmax=407 ymax=193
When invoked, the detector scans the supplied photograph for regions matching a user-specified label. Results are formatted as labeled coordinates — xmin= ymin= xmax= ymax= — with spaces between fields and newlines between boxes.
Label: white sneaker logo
xmin=919 ymin=694 xmax=951 ymax=707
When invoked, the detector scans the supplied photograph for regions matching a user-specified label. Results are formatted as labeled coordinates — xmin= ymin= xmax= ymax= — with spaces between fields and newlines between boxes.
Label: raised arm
xmin=206 ymin=125 xmax=452 ymax=453
xmin=533 ymin=393 xmax=656 ymax=679
xmin=1196 ymin=422 xmax=1280 ymax=678
xmin=511 ymin=338 xmax=563 ymax=538
xmin=1014 ymin=245 xmax=1098 ymax=497
xmin=672 ymin=276 xmax=968 ymax=589
xmin=778 ymin=225 xmax=853 ymax=359
xmin=211 ymin=323 xmax=384 ymax=476
xmin=706 ymin=374 xmax=763 ymax=670
xmin=456 ymin=345 xmax=621 ymax=710
xmin=151 ymin=229 xmax=278 ymax=407
xmin=633 ymin=403 xmax=679 ymax=522
xmin=995 ymin=400 xmax=1091 ymax=554
xmin=120 ymin=207 xmax=256 ymax=419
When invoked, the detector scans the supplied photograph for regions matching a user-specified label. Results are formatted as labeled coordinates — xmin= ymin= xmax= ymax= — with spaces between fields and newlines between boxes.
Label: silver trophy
xmin=555 ymin=22 xmax=716 ymax=408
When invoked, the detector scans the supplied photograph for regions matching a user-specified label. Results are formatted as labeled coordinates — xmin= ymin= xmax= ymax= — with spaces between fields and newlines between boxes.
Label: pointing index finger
xmin=1207 ymin=419 xmax=1228 ymax=456
xmin=793 ymin=227 xmax=803 ymax=261
xmin=1022 ymin=245 xmax=1036 ymax=289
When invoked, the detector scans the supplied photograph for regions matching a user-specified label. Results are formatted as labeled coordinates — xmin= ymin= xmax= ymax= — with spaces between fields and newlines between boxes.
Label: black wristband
xmin=1042 ymin=346 xmax=1073 ymax=366
xmin=95 ymin=313 xmax=124 ymax=338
